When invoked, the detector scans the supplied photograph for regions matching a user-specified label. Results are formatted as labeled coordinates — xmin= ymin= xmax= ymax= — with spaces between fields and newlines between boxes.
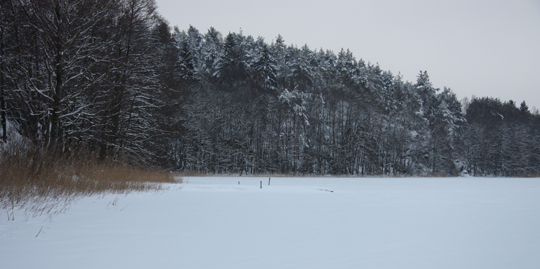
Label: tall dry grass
xmin=0 ymin=141 xmax=179 ymax=220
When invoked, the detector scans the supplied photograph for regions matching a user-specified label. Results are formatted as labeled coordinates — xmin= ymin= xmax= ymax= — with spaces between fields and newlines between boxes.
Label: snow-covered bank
xmin=2 ymin=177 xmax=540 ymax=269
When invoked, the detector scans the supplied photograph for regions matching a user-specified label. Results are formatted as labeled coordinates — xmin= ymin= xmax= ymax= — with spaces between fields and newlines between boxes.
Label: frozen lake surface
xmin=2 ymin=177 xmax=540 ymax=269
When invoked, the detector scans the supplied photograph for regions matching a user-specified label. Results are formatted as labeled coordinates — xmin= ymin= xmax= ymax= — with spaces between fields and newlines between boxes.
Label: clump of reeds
xmin=0 ymin=141 xmax=179 ymax=220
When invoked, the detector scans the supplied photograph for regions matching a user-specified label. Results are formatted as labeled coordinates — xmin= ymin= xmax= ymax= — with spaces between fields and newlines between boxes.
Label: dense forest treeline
xmin=2 ymin=0 xmax=539 ymax=176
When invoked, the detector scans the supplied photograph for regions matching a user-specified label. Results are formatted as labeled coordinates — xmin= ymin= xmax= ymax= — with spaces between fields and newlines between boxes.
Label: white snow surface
xmin=2 ymin=177 xmax=540 ymax=269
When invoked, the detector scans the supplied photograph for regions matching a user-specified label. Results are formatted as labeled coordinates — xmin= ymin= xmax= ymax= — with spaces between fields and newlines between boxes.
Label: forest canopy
xmin=2 ymin=0 xmax=539 ymax=176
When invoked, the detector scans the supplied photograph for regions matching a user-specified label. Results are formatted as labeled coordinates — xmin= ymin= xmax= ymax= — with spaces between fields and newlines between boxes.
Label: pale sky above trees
xmin=156 ymin=0 xmax=540 ymax=110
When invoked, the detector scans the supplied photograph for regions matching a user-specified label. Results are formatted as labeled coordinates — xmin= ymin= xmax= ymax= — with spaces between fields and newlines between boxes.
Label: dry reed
xmin=0 ymin=142 xmax=179 ymax=220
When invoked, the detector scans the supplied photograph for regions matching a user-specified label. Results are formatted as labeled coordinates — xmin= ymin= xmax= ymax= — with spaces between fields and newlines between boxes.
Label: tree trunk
xmin=1 ymin=17 xmax=6 ymax=143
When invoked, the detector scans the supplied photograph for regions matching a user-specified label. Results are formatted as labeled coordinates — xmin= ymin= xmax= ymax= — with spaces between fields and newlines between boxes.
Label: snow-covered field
xmin=2 ymin=177 xmax=540 ymax=269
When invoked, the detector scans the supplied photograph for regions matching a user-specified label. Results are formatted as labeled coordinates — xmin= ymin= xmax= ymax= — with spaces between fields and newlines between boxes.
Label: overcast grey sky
xmin=155 ymin=0 xmax=540 ymax=111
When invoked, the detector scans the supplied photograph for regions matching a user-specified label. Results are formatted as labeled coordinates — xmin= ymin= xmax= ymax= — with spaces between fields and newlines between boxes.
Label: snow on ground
xmin=1 ymin=177 xmax=540 ymax=269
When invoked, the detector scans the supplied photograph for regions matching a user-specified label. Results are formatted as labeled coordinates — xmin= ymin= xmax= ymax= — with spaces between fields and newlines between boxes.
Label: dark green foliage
xmin=463 ymin=98 xmax=539 ymax=176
